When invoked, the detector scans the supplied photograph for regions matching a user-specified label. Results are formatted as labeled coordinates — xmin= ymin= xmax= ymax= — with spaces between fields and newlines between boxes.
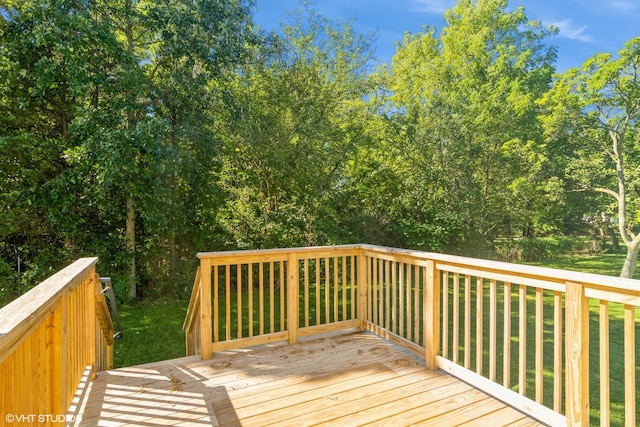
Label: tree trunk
xmin=606 ymin=223 xmax=620 ymax=251
xmin=126 ymin=195 xmax=137 ymax=299
xmin=620 ymin=243 xmax=639 ymax=278
xmin=169 ymin=234 xmax=176 ymax=282
xmin=124 ymin=2 xmax=137 ymax=300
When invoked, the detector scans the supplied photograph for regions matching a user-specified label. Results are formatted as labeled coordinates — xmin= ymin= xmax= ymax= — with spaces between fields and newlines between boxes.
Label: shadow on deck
xmin=76 ymin=331 xmax=545 ymax=426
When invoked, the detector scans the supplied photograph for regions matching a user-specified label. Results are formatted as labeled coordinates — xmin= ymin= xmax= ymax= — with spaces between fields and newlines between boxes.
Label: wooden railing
xmin=0 ymin=258 xmax=114 ymax=422
xmin=183 ymin=244 xmax=640 ymax=426
xmin=184 ymin=245 xmax=362 ymax=359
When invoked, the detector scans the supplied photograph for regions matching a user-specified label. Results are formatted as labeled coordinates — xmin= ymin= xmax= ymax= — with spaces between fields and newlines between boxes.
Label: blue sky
xmin=254 ymin=0 xmax=640 ymax=72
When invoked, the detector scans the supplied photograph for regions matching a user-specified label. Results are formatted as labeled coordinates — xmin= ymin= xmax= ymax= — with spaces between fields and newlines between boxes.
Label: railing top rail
xmin=360 ymin=244 xmax=640 ymax=294
xmin=0 ymin=257 xmax=99 ymax=356
xmin=197 ymin=244 xmax=362 ymax=260
xmin=196 ymin=243 xmax=639 ymax=294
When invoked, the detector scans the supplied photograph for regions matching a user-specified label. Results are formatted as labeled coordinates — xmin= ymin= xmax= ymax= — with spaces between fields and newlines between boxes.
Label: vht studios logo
xmin=5 ymin=413 xmax=76 ymax=423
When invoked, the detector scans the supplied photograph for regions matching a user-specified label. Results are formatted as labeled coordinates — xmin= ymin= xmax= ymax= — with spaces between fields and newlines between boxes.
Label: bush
xmin=495 ymin=236 xmax=583 ymax=262
xmin=0 ymin=257 xmax=19 ymax=306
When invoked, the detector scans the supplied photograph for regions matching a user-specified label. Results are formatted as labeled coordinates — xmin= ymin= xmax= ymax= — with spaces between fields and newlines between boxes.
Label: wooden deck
xmin=75 ymin=331 xmax=546 ymax=426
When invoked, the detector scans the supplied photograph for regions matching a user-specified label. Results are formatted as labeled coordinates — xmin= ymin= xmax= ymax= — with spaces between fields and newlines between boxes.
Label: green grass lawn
xmin=524 ymin=252 xmax=639 ymax=280
xmin=113 ymin=300 xmax=187 ymax=367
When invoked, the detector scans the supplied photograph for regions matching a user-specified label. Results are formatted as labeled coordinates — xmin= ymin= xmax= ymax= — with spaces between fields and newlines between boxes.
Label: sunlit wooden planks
xmin=78 ymin=331 xmax=544 ymax=427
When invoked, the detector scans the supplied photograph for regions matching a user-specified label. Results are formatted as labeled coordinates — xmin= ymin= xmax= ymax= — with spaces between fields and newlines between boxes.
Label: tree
xmin=386 ymin=0 xmax=557 ymax=253
xmin=218 ymin=6 xmax=378 ymax=248
xmin=0 ymin=0 xmax=256 ymax=300
xmin=70 ymin=0 xmax=256 ymax=298
xmin=0 ymin=0 xmax=132 ymax=296
xmin=539 ymin=37 xmax=640 ymax=278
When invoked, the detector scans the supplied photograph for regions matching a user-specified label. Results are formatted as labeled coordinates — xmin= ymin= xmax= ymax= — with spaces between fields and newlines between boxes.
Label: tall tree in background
xmin=539 ymin=37 xmax=640 ymax=278
xmin=0 ymin=0 xmax=134 ymax=295
xmin=72 ymin=0 xmax=255 ymax=298
xmin=0 ymin=0 xmax=255 ymax=300
xmin=386 ymin=0 xmax=557 ymax=253
xmin=218 ymin=6 xmax=378 ymax=248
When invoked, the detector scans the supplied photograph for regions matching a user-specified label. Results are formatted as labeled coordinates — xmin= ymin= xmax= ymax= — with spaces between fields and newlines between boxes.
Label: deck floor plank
xmin=76 ymin=331 xmax=547 ymax=426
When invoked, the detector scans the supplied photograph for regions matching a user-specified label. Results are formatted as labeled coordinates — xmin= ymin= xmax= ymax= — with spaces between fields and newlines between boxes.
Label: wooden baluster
xmin=554 ymin=291 xmax=563 ymax=413
xmin=280 ymin=261 xmax=285 ymax=332
xmin=519 ymin=284 xmax=527 ymax=396
xmin=325 ymin=258 xmax=330 ymax=324
xmin=351 ymin=256 xmax=356 ymax=321
xmin=406 ymin=264 xmax=413 ymax=342
xmin=237 ymin=264 xmax=242 ymax=339
xmin=333 ymin=257 xmax=339 ymax=323
xmin=599 ymin=299 xmax=609 ymax=425
xmin=270 ymin=261 xmax=275 ymax=333
xmin=535 ymin=287 xmax=544 ymax=403
xmin=503 ymin=282 xmax=511 ymax=388
xmin=443 ymin=271 xmax=449 ymax=359
xmin=476 ymin=277 xmax=483 ymax=376
xmin=624 ymin=304 xmax=635 ymax=427
xmin=489 ymin=279 xmax=497 ymax=382
xmin=249 ymin=264 xmax=254 ymax=337
xmin=316 ymin=258 xmax=322 ymax=325
xmin=226 ymin=264 xmax=231 ymax=341
xmin=259 ymin=262 xmax=264 ymax=335
xmin=399 ymin=262 xmax=405 ymax=338
xmin=342 ymin=256 xmax=347 ymax=321
xmin=304 ymin=259 xmax=309 ymax=328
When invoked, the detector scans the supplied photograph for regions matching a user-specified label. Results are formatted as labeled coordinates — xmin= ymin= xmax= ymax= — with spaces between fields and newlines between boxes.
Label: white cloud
xmin=609 ymin=1 xmax=640 ymax=13
xmin=410 ymin=0 xmax=456 ymax=14
xmin=549 ymin=19 xmax=595 ymax=43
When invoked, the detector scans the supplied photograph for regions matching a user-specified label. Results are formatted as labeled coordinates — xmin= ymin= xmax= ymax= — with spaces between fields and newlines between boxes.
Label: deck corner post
xmin=200 ymin=258 xmax=213 ymax=360
xmin=565 ymin=281 xmax=589 ymax=426
xmin=287 ymin=252 xmax=299 ymax=344
xmin=424 ymin=260 xmax=440 ymax=370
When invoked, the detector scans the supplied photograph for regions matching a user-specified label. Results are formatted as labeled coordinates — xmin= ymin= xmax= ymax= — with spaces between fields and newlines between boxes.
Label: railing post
xmin=287 ymin=253 xmax=299 ymax=344
xmin=424 ymin=260 xmax=440 ymax=370
xmin=357 ymin=249 xmax=367 ymax=330
xmin=200 ymin=258 xmax=212 ymax=360
xmin=565 ymin=281 xmax=589 ymax=426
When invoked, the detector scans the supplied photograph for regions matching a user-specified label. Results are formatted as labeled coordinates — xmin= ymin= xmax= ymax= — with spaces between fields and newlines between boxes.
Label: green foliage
xmin=2 ymin=0 xmax=640 ymax=300
xmin=217 ymin=5 xmax=379 ymax=249
xmin=394 ymin=215 xmax=459 ymax=252
xmin=0 ymin=256 xmax=19 ymax=306
xmin=0 ymin=0 xmax=256 ymax=300
xmin=539 ymin=36 xmax=640 ymax=277
xmin=386 ymin=0 xmax=559 ymax=250
xmin=495 ymin=236 xmax=584 ymax=262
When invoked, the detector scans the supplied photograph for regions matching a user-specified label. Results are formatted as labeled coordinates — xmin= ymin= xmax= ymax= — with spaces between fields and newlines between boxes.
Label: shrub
xmin=495 ymin=236 xmax=582 ymax=262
